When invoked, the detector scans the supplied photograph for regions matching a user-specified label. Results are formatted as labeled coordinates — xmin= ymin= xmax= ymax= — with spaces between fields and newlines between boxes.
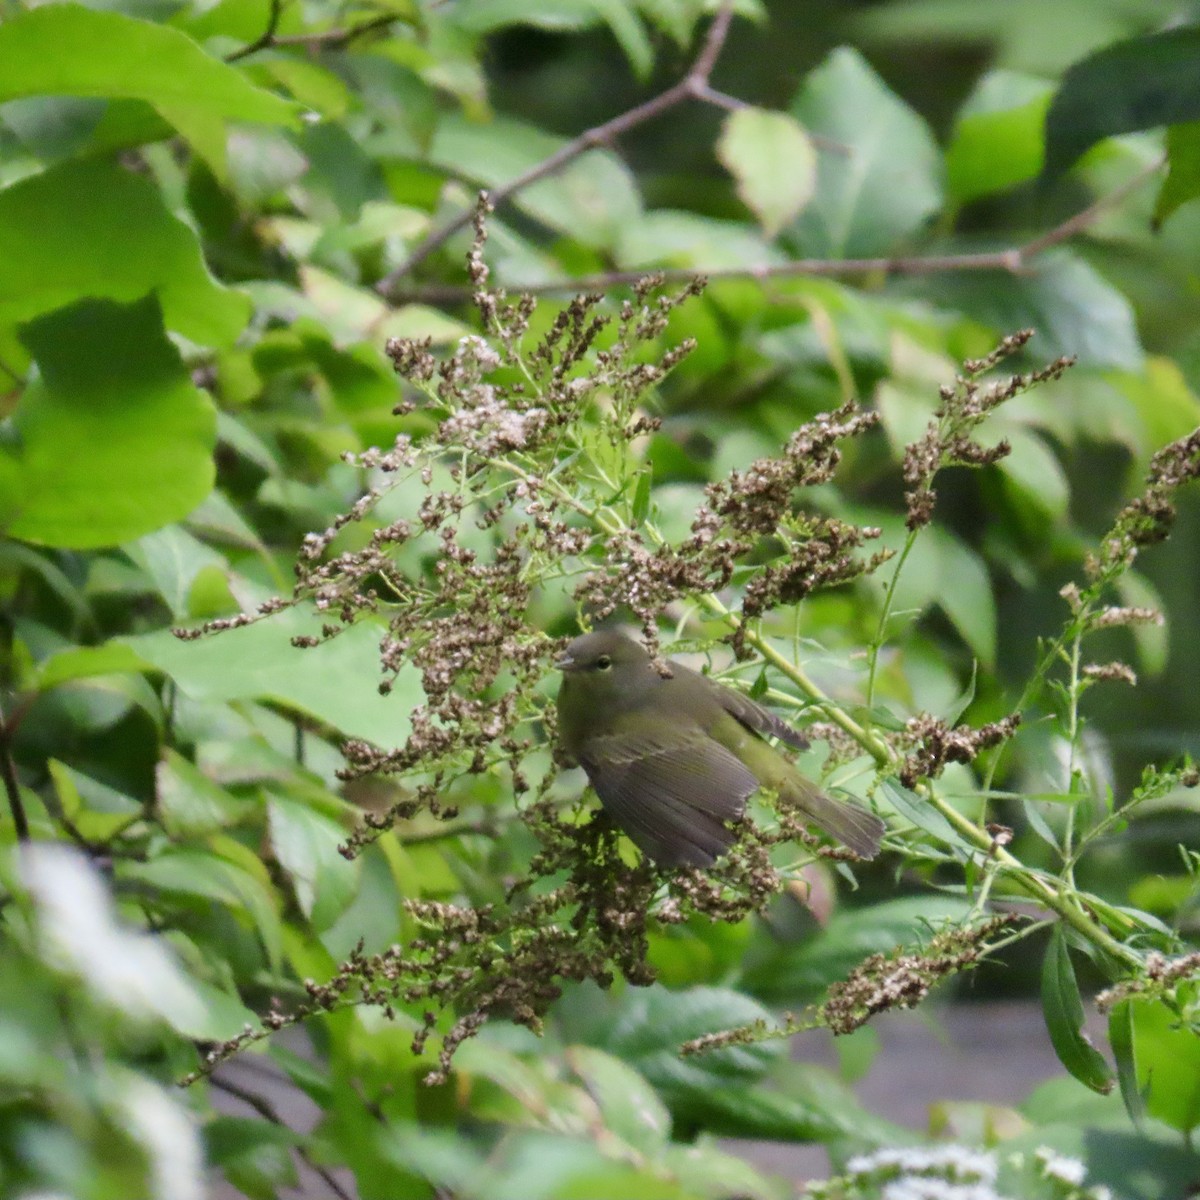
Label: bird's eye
xmin=596 ymin=655 xmax=613 ymax=671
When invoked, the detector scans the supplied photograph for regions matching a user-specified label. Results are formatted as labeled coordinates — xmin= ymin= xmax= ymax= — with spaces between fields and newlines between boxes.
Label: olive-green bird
xmin=556 ymin=631 xmax=885 ymax=868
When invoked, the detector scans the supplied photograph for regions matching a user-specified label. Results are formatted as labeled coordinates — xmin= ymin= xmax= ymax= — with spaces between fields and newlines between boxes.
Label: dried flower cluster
xmin=902 ymin=330 xmax=1075 ymax=529
xmin=899 ymin=712 xmax=1022 ymax=789
xmin=821 ymin=915 xmax=1017 ymax=1035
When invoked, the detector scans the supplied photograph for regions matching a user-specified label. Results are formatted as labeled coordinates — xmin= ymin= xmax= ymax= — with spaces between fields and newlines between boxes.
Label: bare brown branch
xmin=376 ymin=3 xmax=742 ymax=295
xmin=385 ymin=157 xmax=1165 ymax=305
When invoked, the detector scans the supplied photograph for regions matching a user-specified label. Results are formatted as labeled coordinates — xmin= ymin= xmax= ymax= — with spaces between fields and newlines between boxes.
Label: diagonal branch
xmin=384 ymin=156 xmax=1166 ymax=305
xmin=376 ymin=3 xmax=740 ymax=296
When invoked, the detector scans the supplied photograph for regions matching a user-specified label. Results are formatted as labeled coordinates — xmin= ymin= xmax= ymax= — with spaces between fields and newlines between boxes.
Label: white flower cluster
xmin=819 ymin=1142 xmax=1117 ymax=1200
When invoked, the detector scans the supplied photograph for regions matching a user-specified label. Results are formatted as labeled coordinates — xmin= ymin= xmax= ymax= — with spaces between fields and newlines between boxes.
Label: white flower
xmin=1036 ymin=1146 xmax=1087 ymax=1187
xmin=22 ymin=844 xmax=208 ymax=1034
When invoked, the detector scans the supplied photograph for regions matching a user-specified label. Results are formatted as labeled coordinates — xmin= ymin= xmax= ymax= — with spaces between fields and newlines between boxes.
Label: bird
xmin=555 ymin=630 xmax=885 ymax=868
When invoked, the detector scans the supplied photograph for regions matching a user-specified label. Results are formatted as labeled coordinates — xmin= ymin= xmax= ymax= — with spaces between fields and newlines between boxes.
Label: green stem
xmin=865 ymin=529 xmax=918 ymax=710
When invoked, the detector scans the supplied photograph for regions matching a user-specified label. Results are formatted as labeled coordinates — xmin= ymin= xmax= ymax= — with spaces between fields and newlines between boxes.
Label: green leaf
xmin=126 ymin=525 xmax=228 ymax=619
xmin=878 ymin=780 xmax=977 ymax=856
xmin=1109 ymin=999 xmax=1145 ymax=1129
xmin=205 ymin=1117 xmax=301 ymax=1200
xmin=0 ymin=158 xmax=250 ymax=349
xmin=632 ymin=471 xmax=653 ymax=525
xmin=924 ymin=250 xmax=1143 ymax=372
xmin=1043 ymin=27 xmax=1200 ymax=182
xmin=2 ymin=296 xmax=217 ymax=549
xmin=660 ymin=1140 xmax=784 ymax=1200
xmin=677 ymin=1060 xmax=911 ymax=1146
xmin=119 ymin=847 xmax=283 ymax=969
xmin=1040 ymin=926 xmax=1114 ymax=1094
xmin=930 ymin=528 xmax=996 ymax=668
xmin=35 ymin=644 xmax=151 ymax=691
xmin=1156 ymin=120 xmax=1200 ymax=226
xmin=946 ymin=71 xmax=1051 ymax=205
xmin=787 ymin=47 xmax=942 ymax=257
xmin=157 ymin=749 xmax=253 ymax=838
xmin=565 ymin=1045 xmax=670 ymax=1154
xmin=126 ymin=607 xmax=421 ymax=747
xmin=716 ymin=107 xmax=816 ymax=237
xmin=599 ymin=986 xmax=782 ymax=1096
xmin=0 ymin=4 xmax=298 ymax=126
xmin=267 ymin=792 xmax=359 ymax=931
xmin=1129 ymin=995 xmax=1200 ymax=1134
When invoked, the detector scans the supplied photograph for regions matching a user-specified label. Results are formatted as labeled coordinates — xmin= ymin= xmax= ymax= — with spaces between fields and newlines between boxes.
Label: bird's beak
xmin=555 ymin=651 xmax=575 ymax=671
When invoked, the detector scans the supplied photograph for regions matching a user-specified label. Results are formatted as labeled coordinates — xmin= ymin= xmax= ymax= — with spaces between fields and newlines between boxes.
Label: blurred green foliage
xmin=1 ymin=1 xmax=1199 ymax=1197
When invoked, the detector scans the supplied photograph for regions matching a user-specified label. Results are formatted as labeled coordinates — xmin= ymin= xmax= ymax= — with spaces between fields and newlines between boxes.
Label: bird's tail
xmin=781 ymin=776 xmax=885 ymax=859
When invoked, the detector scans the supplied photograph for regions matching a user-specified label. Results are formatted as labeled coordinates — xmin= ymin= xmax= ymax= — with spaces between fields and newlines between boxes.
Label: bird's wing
xmin=579 ymin=726 xmax=757 ymax=868
xmin=712 ymin=680 xmax=810 ymax=750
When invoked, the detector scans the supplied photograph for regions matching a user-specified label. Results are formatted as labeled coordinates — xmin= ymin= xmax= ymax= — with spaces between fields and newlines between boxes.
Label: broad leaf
xmin=3 ymin=296 xmax=217 ymax=548
xmin=0 ymin=4 xmax=298 ymax=126
xmin=1040 ymin=926 xmax=1114 ymax=1094
xmin=787 ymin=47 xmax=942 ymax=257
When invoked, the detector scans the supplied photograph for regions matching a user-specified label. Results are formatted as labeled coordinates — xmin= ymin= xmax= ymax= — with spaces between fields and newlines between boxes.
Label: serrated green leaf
xmin=1041 ymin=926 xmax=1114 ymax=1094
xmin=787 ymin=47 xmax=942 ymax=257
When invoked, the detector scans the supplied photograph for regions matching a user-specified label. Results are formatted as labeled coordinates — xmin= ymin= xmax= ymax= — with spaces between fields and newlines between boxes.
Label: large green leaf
xmin=125 ymin=606 xmax=421 ymax=747
xmin=946 ymin=71 xmax=1051 ymax=205
xmin=0 ymin=4 xmax=298 ymax=126
xmin=1043 ymin=27 xmax=1200 ymax=182
xmin=787 ymin=47 xmax=942 ymax=257
xmin=1040 ymin=926 xmax=1115 ymax=1094
xmin=1 ymin=296 xmax=217 ymax=549
xmin=1128 ymin=995 xmax=1200 ymax=1135
xmin=267 ymin=792 xmax=359 ymax=931
xmin=1157 ymin=120 xmax=1200 ymax=226
xmin=922 ymin=249 xmax=1143 ymax=371
xmin=599 ymin=986 xmax=783 ymax=1095
xmin=0 ymin=158 xmax=250 ymax=350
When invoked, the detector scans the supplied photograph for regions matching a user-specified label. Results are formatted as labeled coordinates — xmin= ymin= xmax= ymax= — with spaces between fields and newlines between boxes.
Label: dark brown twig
xmin=211 ymin=1074 xmax=353 ymax=1200
xmin=223 ymin=0 xmax=283 ymax=63
xmin=384 ymin=156 xmax=1166 ymax=304
xmin=376 ymin=3 xmax=740 ymax=294
xmin=224 ymin=1 xmax=396 ymax=62
xmin=0 ymin=699 xmax=30 ymax=843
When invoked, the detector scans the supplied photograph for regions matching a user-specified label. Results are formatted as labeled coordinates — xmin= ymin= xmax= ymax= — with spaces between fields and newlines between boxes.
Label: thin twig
xmin=385 ymin=156 xmax=1165 ymax=304
xmin=211 ymin=1074 xmax=354 ymax=1200
xmin=0 ymin=699 xmax=30 ymax=843
xmin=377 ymin=3 xmax=740 ymax=294
xmin=271 ymin=13 xmax=397 ymax=51
xmin=225 ymin=1 xmax=395 ymax=61
xmin=223 ymin=0 xmax=283 ymax=63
